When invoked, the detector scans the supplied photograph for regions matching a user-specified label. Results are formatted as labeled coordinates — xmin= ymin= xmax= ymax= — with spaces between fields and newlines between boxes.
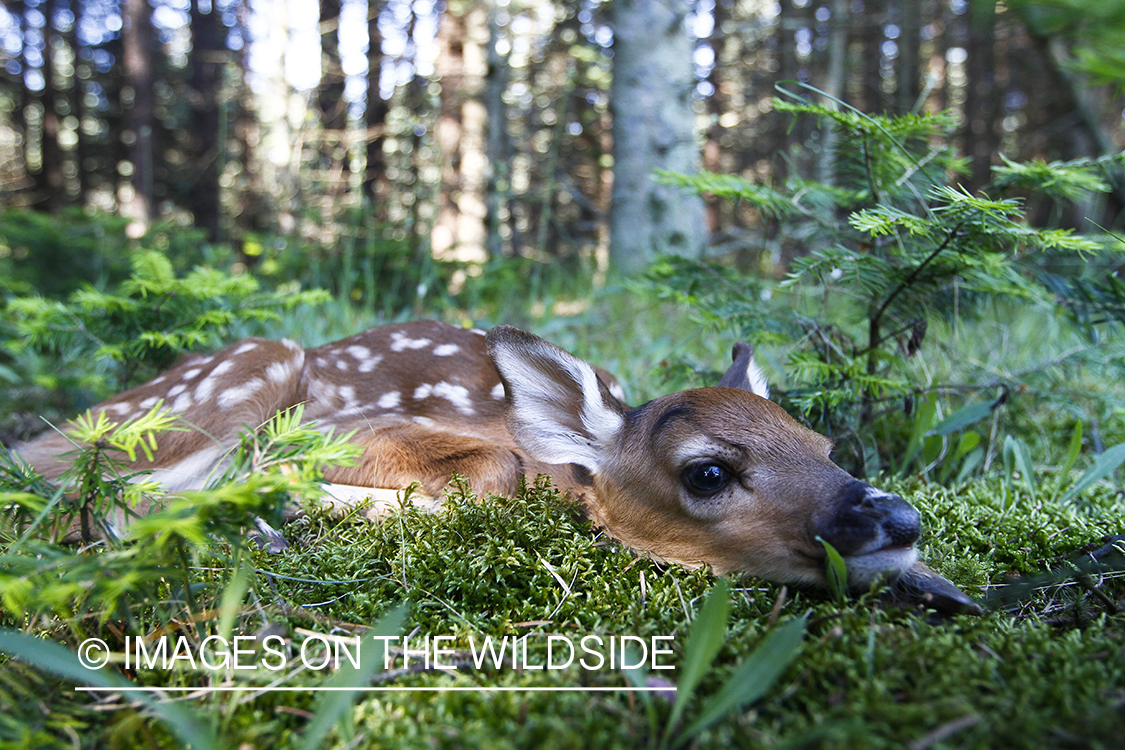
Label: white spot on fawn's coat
xmin=358 ymin=356 xmax=383 ymax=373
xmin=218 ymin=378 xmax=264 ymax=409
xmin=390 ymin=332 xmax=432 ymax=352
xmin=171 ymin=392 xmax=195 ymax=413
xmin=266 ymin=360 xmax=295 ymax=383
xmin=415 ymin=382 xmax=475 ymax=415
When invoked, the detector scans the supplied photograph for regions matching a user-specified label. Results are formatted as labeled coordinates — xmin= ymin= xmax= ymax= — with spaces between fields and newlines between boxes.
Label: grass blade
xmin=662 ymin=578 xmax=731 ymax=747
xmin=1050 ymin=422 xmax=1083 ymax=503
xmin=901 ymin=396 xmax=937 ymax=476
xmin=673 ymin=615 xmax=807 ymax=747
xmin=929 ymin=400 xmax=994 ymax=436
xmin=299 ymin=604 xmax=408 ymax=750
xmin=1061 ymin=442 xmax=1125 ymax=505
xmin=1004 ymin=435 xmax=1037 ymax=500
xmin=217 ymin=558 xmax=251 ymax=641
xmin=817 ymin=536 xmax=848 ymax=602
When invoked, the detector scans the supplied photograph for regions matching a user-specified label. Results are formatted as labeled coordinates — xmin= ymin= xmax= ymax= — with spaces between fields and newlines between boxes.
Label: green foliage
xmin=215 ymin=404 xmax=363 ymax=489
xmin=2 ymin=403 xmax=189 ymax=546
xmin=250 ymin=214 xmax=454 ymax=318
xmin=0 ymin=629 xmax=226 ymax=749
xmin=773 ymin=97 xmax=966 ymax=206
xmin=3 ymin=248 xmax=329 ymax=422
xmin=650 ymin=94 xmax=1125 ymax=478
xmin=991 ymin=153 xmax=1125 ymax=202
xmin=0 ymin=404 xmax=361 ymax=628
xmin=1060 ymin=441 xmax=1125 ymax=504
xmin=899 ymin=395 xmax=1000 ymax=484
xmin=2 ymin=109 xmax=1124 ymax=746
xmin=1009 ymin=0 xmax=1125 ymax=89
xmin=297 ymin=605 xmax=409 ymax=750
xmin=656 ymin=171 xmax=798 ymax=220
xmin=0 ymin=209 xmax=134 ymax=298
xmin=1041 ymin=254 xmax=1125 ymax=330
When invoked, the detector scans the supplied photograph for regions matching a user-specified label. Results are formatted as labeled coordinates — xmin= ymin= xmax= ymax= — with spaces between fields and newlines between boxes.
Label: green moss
xmin=3 ymin=469 xmax=1123 ymax=749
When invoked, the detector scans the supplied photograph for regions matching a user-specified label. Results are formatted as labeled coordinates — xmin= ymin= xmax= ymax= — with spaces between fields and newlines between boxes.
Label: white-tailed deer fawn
xmin=13 ymin=320 xmax=980 ymax=614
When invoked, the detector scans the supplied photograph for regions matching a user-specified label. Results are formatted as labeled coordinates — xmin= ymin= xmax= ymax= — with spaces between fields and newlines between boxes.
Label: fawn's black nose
xmin=817 ymin=481 xmax=921 ymax=556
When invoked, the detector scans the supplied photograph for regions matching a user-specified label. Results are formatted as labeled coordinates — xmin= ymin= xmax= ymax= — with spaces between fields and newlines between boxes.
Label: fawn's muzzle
xmin=818 ymin=481 xmax=921 ymax=557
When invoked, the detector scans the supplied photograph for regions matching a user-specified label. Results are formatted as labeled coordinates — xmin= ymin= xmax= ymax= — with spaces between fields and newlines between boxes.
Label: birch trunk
xmin=609 ymin=0 xmax=706 ymax=274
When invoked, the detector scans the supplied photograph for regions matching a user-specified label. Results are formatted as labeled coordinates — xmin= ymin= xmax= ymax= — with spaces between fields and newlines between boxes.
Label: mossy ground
xmin=4 ymin=472 xmax=1121 ymax=750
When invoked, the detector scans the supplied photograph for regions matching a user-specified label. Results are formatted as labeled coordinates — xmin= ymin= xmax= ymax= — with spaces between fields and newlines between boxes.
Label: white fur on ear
xmin=744 ymin=357 xmax=770 ymax=400
xmin=485 ymin=326 xmax=624 ymax=473
xmin=717 ymin=341 xmax=770 ymax=400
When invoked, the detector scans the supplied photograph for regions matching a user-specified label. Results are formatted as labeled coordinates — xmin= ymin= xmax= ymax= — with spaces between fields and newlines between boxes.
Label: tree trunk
xmin=861 ymin=0 xmax=884 ymax=114
xmin=4 ymin=1 xmax=27 ymax=202
xmin=32 ymin=0 xmax=64 ymax=211
xmin=817 ymin=0 xmax=848 ymax=186
xmin=189 ymin=0 xmax=224 ymax=242
xmin=609 ymin=0 xmax=706 ymax=274
xmin=432 ymin=1 xmax=488 ymax=264
xmin=231 ymin=0 xmax=267 ymax=241
xmin=66 ymin=0 xmax=88 ymax=204
xmin=122 ymin=0 xmax=157 ymax=228
xmin=318 ymin=0 xmax=347 ymax=202
xmin=896 ymin=0 xmax=921 ymax=115
xmin=1024 ymin=34 xmax=1125 ymax=224
xmin=483 ymin=4 xmax=510 ymax=259
xmin=703 ymin=0 xmax=732 ymax=234
xmin=258 ymin=0 xmax=295 ymax=232
xmin=406 ymin=6 xmax=427 ymax=254
xmin=364 ymin=0 xmax=389 ymax=215
xmin=318 ymin=0 xmax=346 ymax=133
xmin=964 ymin=0 xmax=998 ymax=192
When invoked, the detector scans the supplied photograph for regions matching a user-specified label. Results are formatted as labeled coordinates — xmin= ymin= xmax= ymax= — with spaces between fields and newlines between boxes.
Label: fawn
xmin=14 ymin=320 xmax=980 ymax=615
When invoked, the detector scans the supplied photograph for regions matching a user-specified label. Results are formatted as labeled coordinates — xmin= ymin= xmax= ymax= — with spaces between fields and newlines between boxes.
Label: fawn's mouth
xmin=843 ymin=545 xmax=920 ymax=587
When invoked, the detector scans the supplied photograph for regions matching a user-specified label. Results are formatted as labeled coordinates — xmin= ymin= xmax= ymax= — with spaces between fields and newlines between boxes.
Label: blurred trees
xmin=0 ymin=0 xmax=1122 ymax=275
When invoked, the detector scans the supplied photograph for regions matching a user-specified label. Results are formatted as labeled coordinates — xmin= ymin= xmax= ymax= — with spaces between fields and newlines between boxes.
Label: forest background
xmin=4 ymin=0 xmax=1125 ymax=283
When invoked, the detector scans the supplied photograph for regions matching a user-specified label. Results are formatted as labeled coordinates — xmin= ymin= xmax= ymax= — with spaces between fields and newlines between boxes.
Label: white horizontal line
xmin=76 ymin=686 xmax=676 ymax=693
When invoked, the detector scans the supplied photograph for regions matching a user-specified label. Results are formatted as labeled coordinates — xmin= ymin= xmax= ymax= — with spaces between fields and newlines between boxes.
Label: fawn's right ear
xmin=717 ymin=341 xmax=770 ymax=399
xmin=485 ymin=326 xmax=626 ymax=474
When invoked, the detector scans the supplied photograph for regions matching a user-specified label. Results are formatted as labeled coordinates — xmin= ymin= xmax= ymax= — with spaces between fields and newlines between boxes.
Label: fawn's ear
xmin=485 ymin=326 xmax=626 ymax=473
xmin=717 ymin=341 xmax=770 ymax=399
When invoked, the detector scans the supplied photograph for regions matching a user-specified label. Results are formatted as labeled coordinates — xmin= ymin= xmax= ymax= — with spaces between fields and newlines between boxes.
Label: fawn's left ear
xmin=485 ymin=326 xmax=626 ymax=473
xmin=717 ymin=341 xmax=770 ymax=399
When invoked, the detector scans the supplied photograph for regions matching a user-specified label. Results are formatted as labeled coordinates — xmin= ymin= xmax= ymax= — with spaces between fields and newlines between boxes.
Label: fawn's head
xmin=486 ymin=326 xmax=922 ymax=589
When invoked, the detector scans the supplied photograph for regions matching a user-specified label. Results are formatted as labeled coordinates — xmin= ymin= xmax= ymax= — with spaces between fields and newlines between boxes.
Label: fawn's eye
xmin=683 ymin=462 xmax=731 ymax=495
